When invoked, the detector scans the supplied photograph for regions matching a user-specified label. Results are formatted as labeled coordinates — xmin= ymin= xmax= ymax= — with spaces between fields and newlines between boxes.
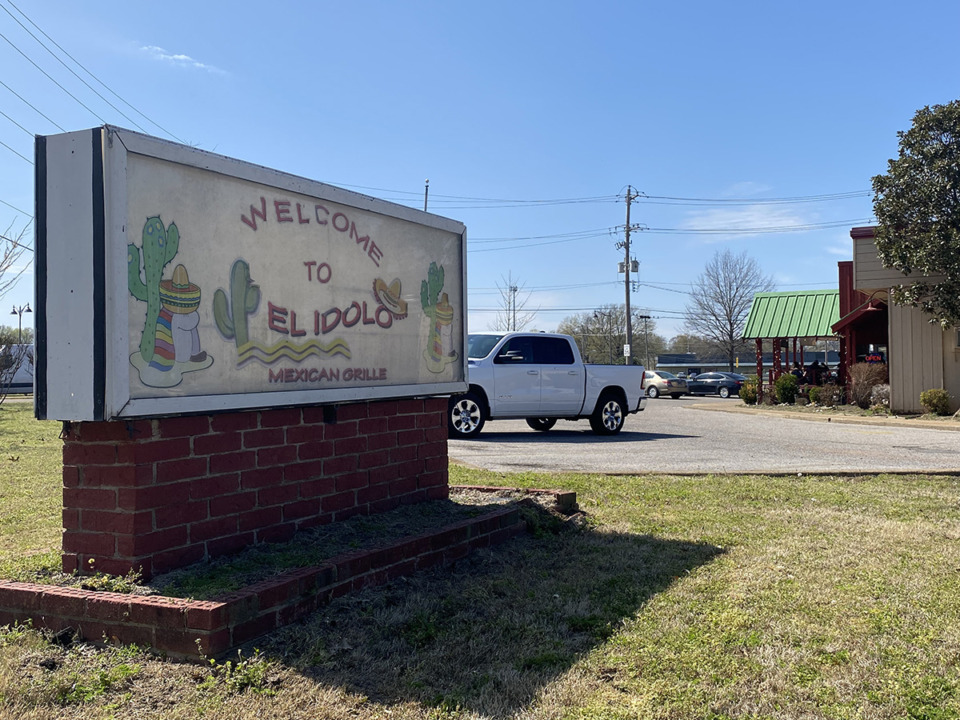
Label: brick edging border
xmin=0 ymin=498 xmax=535 ymax=659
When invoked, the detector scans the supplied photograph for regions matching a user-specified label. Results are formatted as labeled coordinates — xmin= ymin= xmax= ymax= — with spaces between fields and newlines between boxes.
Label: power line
xmin=0 ymin=198 xmax=31 ymax=216
xmin=0 ymin=137 xmax=31 ymax=164
xmin=0 ymin=77 xmax=65 ymax=131
xmin=2 ymin=1 xmax=185 ymax=143
xmin=640 ymin=190 xmax=871 ymax=205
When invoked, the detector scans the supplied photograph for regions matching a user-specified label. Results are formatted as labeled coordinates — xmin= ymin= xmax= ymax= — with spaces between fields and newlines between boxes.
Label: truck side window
xmin=494 ymin=337 xmax=534 ymax=364
xmin=534 ymin=337 xmax=575 ymax=364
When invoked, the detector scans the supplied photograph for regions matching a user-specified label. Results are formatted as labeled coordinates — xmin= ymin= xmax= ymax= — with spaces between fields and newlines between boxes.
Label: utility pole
xmin=638 ymin=314 xmax=651 ymax=368
xmin=423 ymin=179 xmax=429 ymax=212
xmin=510 ymin=284 xmax=518 ymax=330
xmin=622 ymin=186 xmax=641 ymax=365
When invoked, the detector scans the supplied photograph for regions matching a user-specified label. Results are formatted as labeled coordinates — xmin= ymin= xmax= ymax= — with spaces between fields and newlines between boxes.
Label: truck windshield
xmin=468 ymin=334 xmax=504 ymax=359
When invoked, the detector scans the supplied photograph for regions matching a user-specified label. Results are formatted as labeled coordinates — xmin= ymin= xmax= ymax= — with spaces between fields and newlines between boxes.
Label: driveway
xmin=448 ymin=396 xmax=960 ymax=474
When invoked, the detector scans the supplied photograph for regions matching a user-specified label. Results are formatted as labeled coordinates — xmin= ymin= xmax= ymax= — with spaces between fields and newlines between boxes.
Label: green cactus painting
xmin=420 ymin=262 xmax=444 ymax=320
xmin=213 ymin=259 xmax=260 ymax=348
xmin=128 ymin=216 xmax=180 ymax=363
xmin=420 ymin=262 xmax=457 ymax=373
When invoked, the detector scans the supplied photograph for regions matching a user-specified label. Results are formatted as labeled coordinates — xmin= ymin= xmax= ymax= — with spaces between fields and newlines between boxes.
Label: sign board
xmin=36 ymin=127 xmax=467 ymax=420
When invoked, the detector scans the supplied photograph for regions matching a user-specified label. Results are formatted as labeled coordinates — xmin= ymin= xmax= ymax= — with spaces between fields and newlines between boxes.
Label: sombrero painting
xmin=372 ymin=278 xmax=408 ymax=319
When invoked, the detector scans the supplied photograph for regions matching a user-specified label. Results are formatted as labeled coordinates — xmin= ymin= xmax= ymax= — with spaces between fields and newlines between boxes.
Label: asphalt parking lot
xmin=448 ymin=395 xmax=960 ymax=474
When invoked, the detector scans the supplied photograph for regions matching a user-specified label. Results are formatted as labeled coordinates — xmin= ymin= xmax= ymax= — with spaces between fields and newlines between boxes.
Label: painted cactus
xmin=213 ymin=259 xmax=260 ymax=348
xmin=128 ymin=217 xmax=180 ymax=363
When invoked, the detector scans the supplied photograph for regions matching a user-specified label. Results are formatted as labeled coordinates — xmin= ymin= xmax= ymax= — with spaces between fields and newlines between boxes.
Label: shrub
xmin=815 ymin=383 xmax=844 ymax=406
xmin=739 ymin=382 xmax=758 ymax=405
xmin=870 ymin=383 xmax=890 ymax=408
xmin=807 ymin=385 xmax=821 ymax=404
xmin=849 ymin=362 xmax=889 ymax=409
xmin=774 ymin=373 xmax=799 ymax=404
xmin=920 ymin=388 xmax=952 ymax=416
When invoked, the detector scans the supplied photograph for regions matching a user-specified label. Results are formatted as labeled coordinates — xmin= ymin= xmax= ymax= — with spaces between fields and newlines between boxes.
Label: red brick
xmin=257 ymin=444 xmax=297 ymax=468
xmin=257 ymin=484 xmax=299 ymax=507
xmin=85 ymin=593 xmax=133 ymax=622
xmin=397 ymin=429 xmax=424 ymax=446
xmin=424 ymin=428 xmax=448 ymax=443
xmin=151 ymin=544 xmax=205 ymax=576
xmin=284 ymin=460 xmax=324 ymax=482
xmin=387 ymin=414 xmax=416 ymax=431
xmin=370 ymin=497 xmax=401 ymax=514
xmin=158 ymin=415 xmax=211 ymax=438
xmin=320 ymin=492 xmax=355 ymax=513
xmin=299 ymin=477 xmax=335 ymax=498
xmin=63 ymin=443 xmax=117 ymax=465
xmin=323 ymin=455 xmax=357 ymax=475
xmin=358 ymin=417 xmax=389 ymax=434
xmin=76 ymin=421 xmax=137 ymax=442
xmin=366 ymin=431 xmax=398 ymax=451
xmin=369 ymin=400 xmax=400 ymax=417
xmin=256 ymin=523 xmax=296 ymax=544
xmin=243 ymin=427 xmax=285 ymax=448
xmin=247 ymin=576 xmax=299 ymax=610
xmin=190 ymin=473 xmax=241 ymax=499
xmin=194 ymin=431 xmax=242 ymax=456
xmin=211 ymin=412 xmax=258 ymax=432
xmin=39 ymin=586 xmax=88 ymax=618
xmin=190 ymin=515 xmax=239 ymax=542
xmin=119 ymin=525 xmax=187 ymax=556
xmin=238 ymin=506 xmax=282 ymax=531
xmin=127 ymin=596 xmax=190 ymax=626
xmin=210 ymin=450 xmax=256 ymax=474
xmin=231 ymin=611 xmax=279 ymax=645
xmin=358 ymin=449 xmax=390 ymax=470
xmin=357 ymin=483 xmax=391 ymax=504
xmin=389 ymin=445 xmax=418 ymax=463
xmin=0 ymin=582 xmax=44 ymax=612
xmin=81 ymin=464 xmax=138 ymax=487
xmin=324 ymin=421 xmax=358 ymax=439
xmin=155 ymin=500 xmax=208 ymax=528
xmin=184 ymin=600 xmax=230 ymax=631
xmin=157 ymin=457 xmax=208 ymax=482
xmin=334 ymin=436 xmax=367 ymax=455
xmin=117 ymin=481 xmax=190 ymax=511
xmin=62 ymin=465 xmax=80 ymax=487
xmin=133 ymin=437 xmax=191 ymax=464
xmin=391 ymin=476 xmax=418 ymax=496
xmin=286 ymin=424 xmax=322 ymax=445
xmin=61 ymin=554 xmax=80 ymax=574
xmin=260 ymin=408 xmax=302 ymax=427
xmin=335 ymin=403 xmax=369 ymax=421
xmin=297 ymin=439 xmax=334 ymax=460
xmin=62 ymin=507 xmax=80 ymax=530
xmin=333 ymin=505 xmax=363 ymax=522
xmin=64 ymin=487 xmax=117 ymax=511
xmin=335 ymin=472 xmax=369 ymax=492
xmin=241 ymin=466 xmax=284 ymax=489
xmin=210 ymin=491 xmax=257 ymax=517
xmin=80 ymin=509 xmax=153 ymax=535
xmin=300 ymin=406 xmax=329 ymax=424
xmin=208 ymin=532 xmax=255 ymax=558
xmin=283 ymin=499 xmax=321 ymax=520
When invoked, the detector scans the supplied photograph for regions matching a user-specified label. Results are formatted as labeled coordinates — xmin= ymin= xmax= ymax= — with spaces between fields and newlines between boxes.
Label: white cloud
xmin=141 ymin=45 xmax=226 ymax=75
xmin=679 ymin=204 xmax=810 ymax=243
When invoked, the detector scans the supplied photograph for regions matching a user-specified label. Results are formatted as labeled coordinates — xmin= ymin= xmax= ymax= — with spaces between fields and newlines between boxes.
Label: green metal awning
xmin=742 ymin=290 xmax=840 ymax=340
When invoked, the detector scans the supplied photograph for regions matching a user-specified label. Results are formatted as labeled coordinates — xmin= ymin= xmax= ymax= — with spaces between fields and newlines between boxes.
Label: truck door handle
xmin=568 ymin=371 xmax=578 ymax=375
xmin=527 ymin=370 xmax=539 ymax=375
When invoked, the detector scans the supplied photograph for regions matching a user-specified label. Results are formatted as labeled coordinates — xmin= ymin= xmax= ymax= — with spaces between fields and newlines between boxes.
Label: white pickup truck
xmin=448 ymin=332 xmax=646 ymax=438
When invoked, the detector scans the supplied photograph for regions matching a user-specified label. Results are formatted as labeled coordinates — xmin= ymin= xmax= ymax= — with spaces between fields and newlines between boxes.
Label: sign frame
xmin=36 ymin=126 xmax=468 ymax=420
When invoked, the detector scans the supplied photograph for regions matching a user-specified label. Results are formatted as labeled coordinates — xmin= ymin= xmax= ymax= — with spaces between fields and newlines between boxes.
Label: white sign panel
xmin=37 ymin=127 xmax=467 ymax=420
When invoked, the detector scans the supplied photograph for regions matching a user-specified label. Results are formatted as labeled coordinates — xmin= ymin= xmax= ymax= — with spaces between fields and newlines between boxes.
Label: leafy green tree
xmin=872 ymin=100 xmax=960 ymax=326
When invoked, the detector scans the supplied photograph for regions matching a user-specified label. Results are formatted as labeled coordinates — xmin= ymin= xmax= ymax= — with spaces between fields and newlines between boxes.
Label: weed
xmin=198 ymin=649 xmax=277 ymax=697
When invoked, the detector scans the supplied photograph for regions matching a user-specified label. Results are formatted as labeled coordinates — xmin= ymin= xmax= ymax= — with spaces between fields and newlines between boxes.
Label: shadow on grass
xmin=260 ymin=523 xmax=723 ymax=716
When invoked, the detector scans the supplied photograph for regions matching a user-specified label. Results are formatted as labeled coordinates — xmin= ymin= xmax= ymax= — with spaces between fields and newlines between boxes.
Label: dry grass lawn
xmin=0 ymin=403 xmax=958 ymax=718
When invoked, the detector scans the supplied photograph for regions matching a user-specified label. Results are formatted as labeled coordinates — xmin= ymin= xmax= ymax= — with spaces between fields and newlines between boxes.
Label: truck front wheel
xmin=590 ymin=393 xmax=626 ymax=435
xmin=448 ymin=392 xmax=485 ymax=439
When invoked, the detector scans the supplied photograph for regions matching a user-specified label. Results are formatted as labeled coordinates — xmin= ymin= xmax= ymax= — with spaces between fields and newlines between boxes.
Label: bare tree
xmin=558 ymin=304 xmax=665 ymax=366
xmin=0 ymin=221 xmax=31 ymax=404
xmin=492 ymin=272 xmax=538 ymax=331
xmin=684 ymin=249 xmax=774 ymax=371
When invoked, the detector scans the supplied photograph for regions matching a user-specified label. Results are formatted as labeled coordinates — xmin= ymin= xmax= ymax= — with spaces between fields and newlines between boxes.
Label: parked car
xmin=449 ymin=332 xmax=647 ymax=438
xmin=686 ymin=371 xmax=745 ymax=398
xmin=643 ymin=370 xmax=687 ymax=399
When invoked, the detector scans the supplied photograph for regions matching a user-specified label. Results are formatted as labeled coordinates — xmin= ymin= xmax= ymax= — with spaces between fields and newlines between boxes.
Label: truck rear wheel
xmin=525 ymin=418 xmax=557 ymax=432
xmin=448 ymin=392 xmax=485 ymax=439
xmin=590 ymin=393 xmax=626 ymax=435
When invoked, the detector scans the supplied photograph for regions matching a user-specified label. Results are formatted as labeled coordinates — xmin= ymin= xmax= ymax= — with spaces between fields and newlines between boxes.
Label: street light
xmin=11 ymin=304 xmax=31 ymax=344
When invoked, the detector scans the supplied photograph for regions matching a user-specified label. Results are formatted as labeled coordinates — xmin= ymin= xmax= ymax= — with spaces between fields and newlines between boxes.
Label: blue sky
xmin=1 ymin=1 xmax=958 ymax=341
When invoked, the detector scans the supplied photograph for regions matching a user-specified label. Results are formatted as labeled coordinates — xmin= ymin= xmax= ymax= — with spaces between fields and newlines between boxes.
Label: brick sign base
xmin=61 ymin=398 xmax=449 ymax=579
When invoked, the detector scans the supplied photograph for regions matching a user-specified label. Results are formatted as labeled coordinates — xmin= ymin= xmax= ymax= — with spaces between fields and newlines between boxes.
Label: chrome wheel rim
xmin=601 ymin=400 xmax=623 ymax=431
xmin=452 ymin=398 xmax=481 ymax=434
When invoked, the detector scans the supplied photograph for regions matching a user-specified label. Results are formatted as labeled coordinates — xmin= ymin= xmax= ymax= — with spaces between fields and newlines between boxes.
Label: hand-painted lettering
xmin=275 ymin=200 xmax=293 ymax=223
xmin=241 ymin=196 xmax=268 ymax=230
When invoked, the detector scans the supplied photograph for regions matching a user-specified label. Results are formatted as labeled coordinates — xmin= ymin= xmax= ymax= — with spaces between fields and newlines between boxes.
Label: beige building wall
xmin=888 ymin=303 xmax=947 ymax=413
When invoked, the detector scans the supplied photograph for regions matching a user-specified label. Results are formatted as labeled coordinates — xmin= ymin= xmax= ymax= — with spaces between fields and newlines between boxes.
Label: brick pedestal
xmin=61 ymin=398 xmax=448 ymax=579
